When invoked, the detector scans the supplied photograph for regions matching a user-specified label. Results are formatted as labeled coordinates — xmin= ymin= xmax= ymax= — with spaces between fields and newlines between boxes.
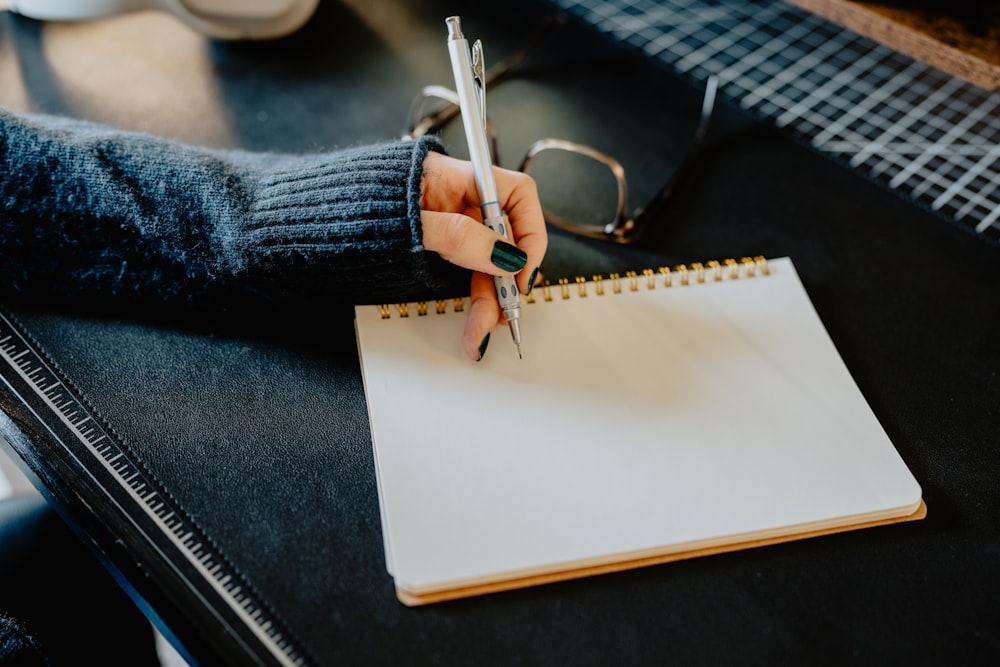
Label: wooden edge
xmin=395 ymin=500 xmax=927 ymax=607
xmin=787 ymin=0 xmax=1000 ymax=91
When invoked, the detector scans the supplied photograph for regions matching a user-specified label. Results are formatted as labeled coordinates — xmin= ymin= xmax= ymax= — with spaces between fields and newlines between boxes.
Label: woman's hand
xmin=419 ymin=151 xmax=548 ymax=361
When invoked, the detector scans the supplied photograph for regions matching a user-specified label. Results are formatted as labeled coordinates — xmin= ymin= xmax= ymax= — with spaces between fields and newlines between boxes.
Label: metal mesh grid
xmin=551 ymin=0 xmax=1000 ymax=243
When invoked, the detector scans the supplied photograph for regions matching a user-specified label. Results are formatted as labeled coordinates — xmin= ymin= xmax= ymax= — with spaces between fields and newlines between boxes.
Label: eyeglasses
xmin=405 ymin=13 xmax=719 ymax=244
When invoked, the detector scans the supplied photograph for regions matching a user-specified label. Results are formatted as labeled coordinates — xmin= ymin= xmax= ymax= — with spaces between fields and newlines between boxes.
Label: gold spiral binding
xmin=559 ymin=277 xmax=571 ymax=300
xmin=736 ymin=255 xmax=768 ymax=276
xmin=677 ymin=264 xmax=690 ymax=285
xmin=643 ymin=268 xmax=656 ymax=289
xmin=374 ymin=257 xmax=771 ymax=317
xmin=707 ymin=259 xmax=721 ymax=281
xmin=725 ymin=258 xmax=738 ymax=279
xmin=691 ymin=262 xmax=705 ymax=283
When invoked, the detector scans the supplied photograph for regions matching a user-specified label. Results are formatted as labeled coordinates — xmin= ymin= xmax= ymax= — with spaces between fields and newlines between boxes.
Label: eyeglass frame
xmin=404 ymin=13 xmax=720 ymax=244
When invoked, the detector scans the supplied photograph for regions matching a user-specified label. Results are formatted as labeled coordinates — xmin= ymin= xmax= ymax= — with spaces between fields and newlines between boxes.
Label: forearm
xmin=0 ymin=109 xmax=466 ymax=306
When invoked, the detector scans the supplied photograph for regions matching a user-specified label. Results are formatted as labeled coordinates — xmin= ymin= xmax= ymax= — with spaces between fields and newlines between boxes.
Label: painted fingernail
xmin=490 ymin=240 xmax=527 ymax=272
xmin=526 ymin=267 xmax=540 ymax=295
xmin=477 ymin=333 xmax=491 ymax=362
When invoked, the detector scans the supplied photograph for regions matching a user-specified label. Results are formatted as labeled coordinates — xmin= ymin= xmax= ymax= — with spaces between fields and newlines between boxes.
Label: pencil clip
xmin=471 ymin=39 xmax=490 ymax=146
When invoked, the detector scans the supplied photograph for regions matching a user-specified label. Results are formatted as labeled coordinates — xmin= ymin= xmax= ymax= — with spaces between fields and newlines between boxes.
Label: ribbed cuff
xmin=234 ymin=134 xmax=467 ymax=304
xmin=249 ymin=138 xmax=428 ymax=259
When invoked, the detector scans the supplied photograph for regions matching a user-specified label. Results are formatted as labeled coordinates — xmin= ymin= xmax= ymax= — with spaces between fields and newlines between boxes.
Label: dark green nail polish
xmin=477 ymin=333 xmax=491 ymax=362
xmin=526 ymin=267 xmax=540 ymax=295
xmin=491 ymin=240 xmax=527 ymax=272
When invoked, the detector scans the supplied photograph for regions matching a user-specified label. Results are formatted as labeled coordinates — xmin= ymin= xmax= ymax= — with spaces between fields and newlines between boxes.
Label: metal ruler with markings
xmin=0 ymin=308 xmax=307 ymax=667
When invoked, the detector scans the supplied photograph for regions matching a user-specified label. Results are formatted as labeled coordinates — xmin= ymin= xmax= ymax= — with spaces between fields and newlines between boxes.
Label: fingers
xmin=421 ymin=152 xmax=547 ymax=294
xmin=420 ymin=212 xmax=522 ymax=360
xmin=493 ymin=167 xmax=547 ymax=295
xmin=419 ymin=151 xmax=549 ymax=360
xmin=461 ymin=272 xmax=503 ymax=361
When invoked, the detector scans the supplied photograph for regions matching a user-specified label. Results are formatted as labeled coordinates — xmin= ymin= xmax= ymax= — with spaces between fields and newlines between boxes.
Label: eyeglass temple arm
xmin=407 ymin=85 xmax=502 ymax=163
xmin=629 ymin=74 xmax=719 ymax=234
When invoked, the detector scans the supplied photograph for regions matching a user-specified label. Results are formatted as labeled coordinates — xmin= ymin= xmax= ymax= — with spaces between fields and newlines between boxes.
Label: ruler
xmin=0 ymin=307 xmax=308 ymax=667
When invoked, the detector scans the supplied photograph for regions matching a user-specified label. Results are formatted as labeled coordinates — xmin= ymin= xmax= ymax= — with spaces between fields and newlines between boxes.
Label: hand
xmin=419 ymin=151 xmax=547 ymax=360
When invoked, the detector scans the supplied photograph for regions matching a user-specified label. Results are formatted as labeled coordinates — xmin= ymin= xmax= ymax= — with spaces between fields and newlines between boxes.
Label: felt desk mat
xmin=1 ymin=0 xmax=999 ymax=664
xmin=4 ymin=121 xmax=999 ymax=666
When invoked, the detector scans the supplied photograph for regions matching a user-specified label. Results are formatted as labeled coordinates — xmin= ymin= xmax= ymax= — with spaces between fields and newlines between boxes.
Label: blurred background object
xmin=1 ymin=0 xmax=319 ymax=39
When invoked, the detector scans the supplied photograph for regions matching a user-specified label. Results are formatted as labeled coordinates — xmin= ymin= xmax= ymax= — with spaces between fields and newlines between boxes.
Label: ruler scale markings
xmin=0 ymin=313 xmax=306 ymax=667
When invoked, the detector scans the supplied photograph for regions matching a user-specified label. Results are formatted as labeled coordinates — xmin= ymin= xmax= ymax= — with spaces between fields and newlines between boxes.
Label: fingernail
xmin=477 ymin=333 xmax=491 ymax=362
xmin=490 ymin=240 xmax=527 ymax=272
xmin=526 ymin=267 xmax=540 ymax=295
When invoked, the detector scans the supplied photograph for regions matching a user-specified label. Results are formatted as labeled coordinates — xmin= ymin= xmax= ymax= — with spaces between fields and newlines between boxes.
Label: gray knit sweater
xmin=0 ymin=108 xmax=468 ymax=308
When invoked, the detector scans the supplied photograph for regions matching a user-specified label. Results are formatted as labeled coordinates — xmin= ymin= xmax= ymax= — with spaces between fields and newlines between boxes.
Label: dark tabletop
xmin=1 ymin=0 xmax=998 ymax=665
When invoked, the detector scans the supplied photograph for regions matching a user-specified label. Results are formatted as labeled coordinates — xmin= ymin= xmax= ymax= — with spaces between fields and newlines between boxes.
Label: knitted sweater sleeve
xmin=0 ymin=108 xmax=469 ymax=307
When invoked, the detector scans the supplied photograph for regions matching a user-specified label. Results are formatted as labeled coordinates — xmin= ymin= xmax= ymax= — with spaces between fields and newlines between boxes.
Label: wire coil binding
xmin=377 ymin=256 xmax=769 ymax=317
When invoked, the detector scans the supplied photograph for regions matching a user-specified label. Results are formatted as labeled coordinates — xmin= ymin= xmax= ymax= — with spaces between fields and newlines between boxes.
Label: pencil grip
xmin=482 ymin=212 xmax=521 ymax=315
xmin=482 ymin=211 xmax=512 ymax=242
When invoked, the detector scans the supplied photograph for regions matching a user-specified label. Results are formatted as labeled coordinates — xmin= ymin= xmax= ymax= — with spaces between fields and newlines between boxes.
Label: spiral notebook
xmin=354 ymin=256 xmax=925 ymax=606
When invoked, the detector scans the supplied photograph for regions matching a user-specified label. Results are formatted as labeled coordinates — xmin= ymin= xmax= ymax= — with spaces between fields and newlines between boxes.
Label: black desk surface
xmin=1 ymin=0 xmax=998 ymax=665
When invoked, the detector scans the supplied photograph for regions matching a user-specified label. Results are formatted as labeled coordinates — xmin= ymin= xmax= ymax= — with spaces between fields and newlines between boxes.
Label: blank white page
xmin=354 ymin=257 xmax=922 ymax=597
